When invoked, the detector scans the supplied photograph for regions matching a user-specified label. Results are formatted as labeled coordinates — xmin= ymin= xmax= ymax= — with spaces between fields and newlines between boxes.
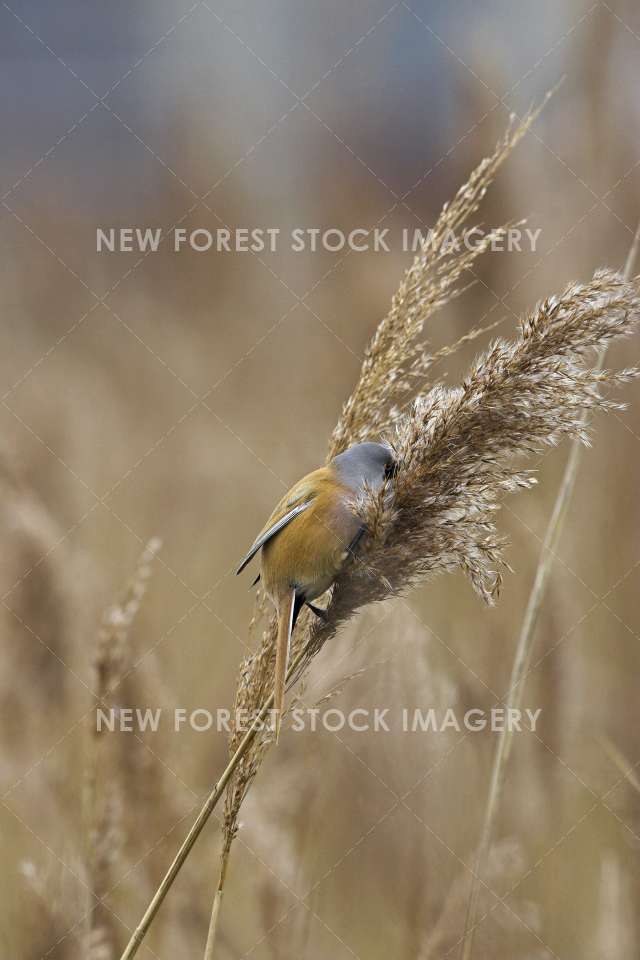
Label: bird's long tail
xmin=274 ymin=587 xmax=296 ymax=743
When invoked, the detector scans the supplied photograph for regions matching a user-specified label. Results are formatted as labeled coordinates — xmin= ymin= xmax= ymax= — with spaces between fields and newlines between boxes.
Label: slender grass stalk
xmin=118 ymin=645 xmax=307 ymax=960
xmin=459 ymin=224 xmax=640 ymax=960
xmin=203 ymin=838 xmax=231 ymax=960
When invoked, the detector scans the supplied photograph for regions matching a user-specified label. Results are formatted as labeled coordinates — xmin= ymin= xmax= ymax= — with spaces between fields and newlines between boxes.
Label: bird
xmin=236 ymin=441 xmax=396 ymax=740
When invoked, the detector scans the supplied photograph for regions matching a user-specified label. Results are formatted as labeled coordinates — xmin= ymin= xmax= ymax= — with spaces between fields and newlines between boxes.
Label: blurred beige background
xmin=1 ymin=1 xmax=639 ymax=958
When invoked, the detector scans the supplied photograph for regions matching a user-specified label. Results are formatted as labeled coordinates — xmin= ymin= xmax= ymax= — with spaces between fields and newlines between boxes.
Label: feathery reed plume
xmin=328 ymin=102 xmax=547 ymax=459
xmin=459 ymin=225 xmax=640 ymax=960
xmin=278 ymin=268 xmax=639 ymax=701
xmin=84 ymin=538 xmax=161 ymax=960
xmin=119 ymin=106 xmax=639 ymax=960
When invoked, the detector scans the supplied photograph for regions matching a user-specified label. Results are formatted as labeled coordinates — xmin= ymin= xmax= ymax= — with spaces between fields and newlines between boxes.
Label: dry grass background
xmin=2 ymin=2 xmax=640 ymax=959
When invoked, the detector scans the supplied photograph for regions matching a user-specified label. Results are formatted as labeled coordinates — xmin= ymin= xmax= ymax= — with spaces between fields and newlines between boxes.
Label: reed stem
xmin=203 ymin=838 xmax=231 ymax=960
xmin=118 ymin=644 xmax=307 ymax=960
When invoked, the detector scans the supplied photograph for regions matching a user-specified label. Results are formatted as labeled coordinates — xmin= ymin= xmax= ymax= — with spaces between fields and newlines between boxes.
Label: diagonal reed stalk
xmin=459 ymin=222 xmax=640 ymax=960
xmin=119 ymin=645 xmax=307 ymax=960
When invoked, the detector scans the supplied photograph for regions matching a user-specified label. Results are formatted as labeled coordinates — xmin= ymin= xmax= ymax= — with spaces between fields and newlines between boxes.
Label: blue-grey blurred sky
xmin=2 ymin=0 xmax=610 ymax=208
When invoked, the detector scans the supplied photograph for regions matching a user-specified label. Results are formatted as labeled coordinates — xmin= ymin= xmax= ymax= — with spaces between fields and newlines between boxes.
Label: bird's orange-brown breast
xmin=260 ymin=466 xmax=361 ymax=602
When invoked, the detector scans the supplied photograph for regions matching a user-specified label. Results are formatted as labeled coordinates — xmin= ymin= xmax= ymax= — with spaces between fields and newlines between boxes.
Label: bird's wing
xmin=235 ymin=499 xmax=313 ymax=575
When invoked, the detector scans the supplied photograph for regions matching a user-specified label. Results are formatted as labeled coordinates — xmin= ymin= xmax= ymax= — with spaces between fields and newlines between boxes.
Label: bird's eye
xmin=384 ymin=459 xmax=399 ymax=480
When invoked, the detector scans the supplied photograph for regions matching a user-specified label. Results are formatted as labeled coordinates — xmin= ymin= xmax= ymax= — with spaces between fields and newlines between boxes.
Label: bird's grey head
xmin=332 ymin=442 xmax=395 ymax=493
